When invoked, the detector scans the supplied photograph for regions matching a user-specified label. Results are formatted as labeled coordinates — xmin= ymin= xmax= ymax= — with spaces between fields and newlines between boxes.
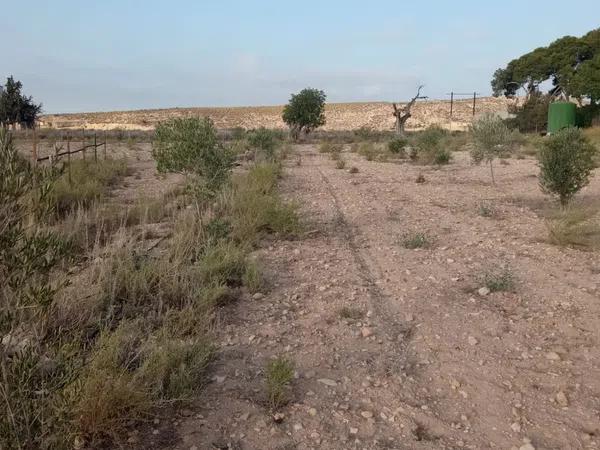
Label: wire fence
xmin=31 ymin=128 xmax=110 ymax=185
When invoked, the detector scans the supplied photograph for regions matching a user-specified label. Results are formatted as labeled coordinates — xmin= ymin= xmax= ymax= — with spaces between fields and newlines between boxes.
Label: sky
xmin=2 ymin=0 xmax=599 ymax=113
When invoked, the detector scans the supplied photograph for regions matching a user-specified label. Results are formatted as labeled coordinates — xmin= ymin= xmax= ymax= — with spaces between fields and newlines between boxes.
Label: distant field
xmin=40 ymin=97 xmax=517 ymax=132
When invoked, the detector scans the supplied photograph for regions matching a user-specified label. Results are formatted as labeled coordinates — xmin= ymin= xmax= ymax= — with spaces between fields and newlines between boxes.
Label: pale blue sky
xmin=2 ymin=0 xmax=598 ymax=113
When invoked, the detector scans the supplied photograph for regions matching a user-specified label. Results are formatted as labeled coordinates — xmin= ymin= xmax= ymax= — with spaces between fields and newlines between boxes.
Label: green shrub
xmin=388 ymin=137 xmax=407 ymax=155
xmin=471 ymin=114 xmax=513 ymax=183
xmin=538 ymin=127 xmax=597 ymax=206
xmin=433 ymin=148 xmax=451 ymax=164
xmin=402 ymin=231 xmax=432 ymax=249
xmin=335 ymin=158 xmax=346 ymax=169
xmin=152 ymin=117 xmax=233 ymax=193
xmin=0 ymin=127 xmax=73 ymax=450
xmin=338 ymin=306 xmax=364 ymax=320
xmin=479 ymin=265 xmax=515 ymax=292
xmin=416 ymin=126 xmax=446 ymax=152
xmin=478 ymin=202 xmax=496 ymax=218
xmin=357 ymin=142 xmax=378 ymax=161
xmin=248 ymin=127 xmax=280 ymax=161
xmin=414 ymin=126 xmax=451 ymax=165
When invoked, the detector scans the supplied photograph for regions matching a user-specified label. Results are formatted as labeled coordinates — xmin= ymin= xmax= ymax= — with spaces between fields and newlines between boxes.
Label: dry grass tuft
xmin=51 ymin=159 xmax=130 ymax=215
xmin=478 ymin=265 xmax=516 ymax=292
xmin=265 ymin=357 xmax=294 ymax=410
xmin=338 ymin=306 xmax=364 ymax=320
xmin=546 ymin=207 xmax=600 ymax=250
xmin=401 ymin=231 xmax=432 ymax=249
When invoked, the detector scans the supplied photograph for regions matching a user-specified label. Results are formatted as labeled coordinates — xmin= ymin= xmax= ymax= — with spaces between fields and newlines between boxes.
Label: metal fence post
xmin=94 ymin=133 xmax=97 ymax=162
xmin=103 ymin=130 xmax=107 ymax=160
xmin=473 ymin=92 xmax=477 ymax=117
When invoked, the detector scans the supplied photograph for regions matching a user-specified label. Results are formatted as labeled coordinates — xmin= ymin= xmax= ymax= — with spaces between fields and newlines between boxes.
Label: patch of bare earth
xmin=157 ymin=146 xmax=599 ymax=450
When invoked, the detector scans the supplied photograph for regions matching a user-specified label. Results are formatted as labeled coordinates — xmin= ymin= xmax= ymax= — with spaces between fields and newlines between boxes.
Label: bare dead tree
xmin=392 ymin=85 xmax=428 ymax=135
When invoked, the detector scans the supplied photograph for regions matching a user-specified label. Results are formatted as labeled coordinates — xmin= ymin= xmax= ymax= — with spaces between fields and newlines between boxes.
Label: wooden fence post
xmin=32 ymin=126 xmax=38 ymax=165
xmin=67 ymin=133 xmax=72 ymax=185
xmin=82 ymin=128 xmax=86 ymax=161
xmin=104 ymin=130 xmax=107 ymax=159
xmin=94 ymin=133 xmax=98 ymax=162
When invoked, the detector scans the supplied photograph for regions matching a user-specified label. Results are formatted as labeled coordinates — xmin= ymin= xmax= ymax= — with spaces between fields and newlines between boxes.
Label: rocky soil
xmin=132 ymin=145 xmax=600 ymax=450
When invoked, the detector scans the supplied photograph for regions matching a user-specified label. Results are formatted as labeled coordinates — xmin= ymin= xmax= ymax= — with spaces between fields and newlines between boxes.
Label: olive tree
xmin=152 ymin=117 xmax=233 ymax=193
xmin=0 ymin=126 xmax=68 ymax=448
xmin=282 ymin=88 xmax=326 ymax=140
xmin=392 ymin=85 xmax=427 ymax=136
xmin=471 ymin=114 xmax=512 ymax=184
xmin=538 ymin=127 xmax=597 ymax=206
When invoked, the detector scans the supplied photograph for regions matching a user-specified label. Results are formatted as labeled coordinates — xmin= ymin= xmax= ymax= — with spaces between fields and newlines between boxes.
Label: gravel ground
xmin=142 ymin=145 xmax=598 ymax=450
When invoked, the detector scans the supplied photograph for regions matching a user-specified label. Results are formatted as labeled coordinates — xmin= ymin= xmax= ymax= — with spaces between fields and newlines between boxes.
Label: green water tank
xmin=548 ymin=102 xmax=576 ymax=133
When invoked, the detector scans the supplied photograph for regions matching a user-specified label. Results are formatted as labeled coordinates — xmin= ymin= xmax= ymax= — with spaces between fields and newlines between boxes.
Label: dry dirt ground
xmin=123 ymin=145 xmax=599 ymax=450
xmin=40 ymin=97 xmax=516 ymax=132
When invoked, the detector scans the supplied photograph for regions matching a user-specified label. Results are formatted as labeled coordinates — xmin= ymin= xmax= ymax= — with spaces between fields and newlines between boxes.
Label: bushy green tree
xmin=492 ymin=28 xmax=600 ymax=103
xmin=282 ymin=88 xmax=326 ymax=140
xmin=538 ymin=127 xmax=597 ymax=206
xmin=570 ymin=54 xmax=600 ymax=102
xmin=152 ymin=117 xmax=233 ymax=193
xmin=0 ymin=76 xmax=42 ymax=128
xmin=471 ymin=114 xmax=513 ymax=183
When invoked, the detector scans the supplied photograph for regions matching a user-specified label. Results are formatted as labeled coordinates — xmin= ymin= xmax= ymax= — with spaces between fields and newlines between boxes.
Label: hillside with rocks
xmin=40 ymin=97 xmax=517 ymax=132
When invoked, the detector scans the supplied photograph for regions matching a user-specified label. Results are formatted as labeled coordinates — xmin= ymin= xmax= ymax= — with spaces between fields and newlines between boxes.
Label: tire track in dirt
xmin=315 ymin=165 xmax=405 ymax=325
xmin=302 ymin=149 xmax=470 ymax=448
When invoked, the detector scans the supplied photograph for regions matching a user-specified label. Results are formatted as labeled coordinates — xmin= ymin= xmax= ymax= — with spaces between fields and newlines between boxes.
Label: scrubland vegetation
xmin=2 ymin=43 xmax=600 ymax=447
xmin=0 ymin=119 xmax=299 ymax=449
xmin=2 ymin=107 xmax=599 ymax=447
